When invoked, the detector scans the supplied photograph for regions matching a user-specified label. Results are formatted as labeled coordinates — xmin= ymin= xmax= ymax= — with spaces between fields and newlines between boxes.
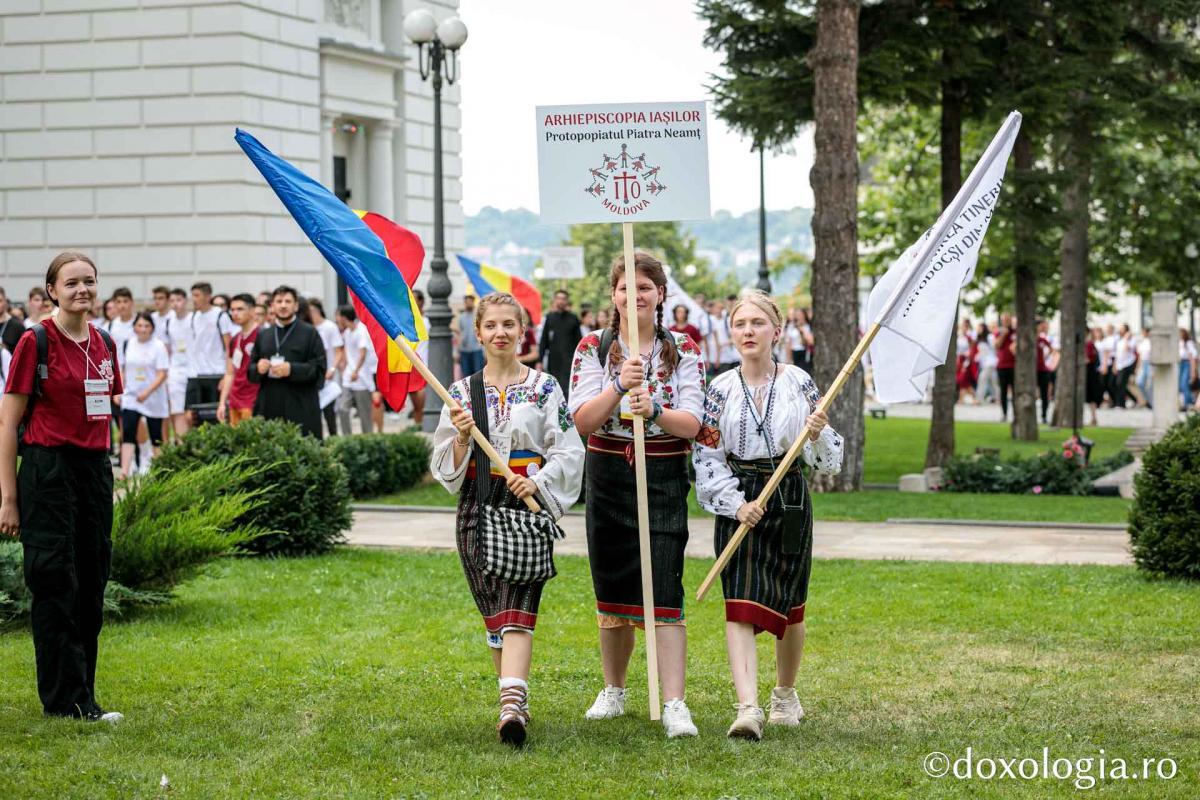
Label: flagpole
xmin=395 ymin=336 xmax=541 ymax=513
xmin=697 ymin=111 xmax=1021 ymax=603
xmin=622 ymin=222 xmax=662 ymax=721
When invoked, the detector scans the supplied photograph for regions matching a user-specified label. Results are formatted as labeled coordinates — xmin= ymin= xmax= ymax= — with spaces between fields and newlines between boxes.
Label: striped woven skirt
xmin=713 ymin=457 xmax=813 ymax=639
xmin=584 ymin=434 xmax=691 ymax=626
xmin=456 ymin=453 xmax=546 ymax=647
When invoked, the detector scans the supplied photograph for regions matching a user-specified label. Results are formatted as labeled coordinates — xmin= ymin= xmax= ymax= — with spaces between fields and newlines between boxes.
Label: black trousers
xmin=998 ymin=367 xmax=1015 ymax=417
xmin=322 ymin=401 xmax=337 ymax=438
xmin=184 ymin=375 xmax=222 ymax=409
xmin=18 ymin=446 xmax=114 ymax=717
xmin=1114 ymin=365 xmax=1135 ymax=408
xmin=1037 ymin=371 xmax=1053 ymax=422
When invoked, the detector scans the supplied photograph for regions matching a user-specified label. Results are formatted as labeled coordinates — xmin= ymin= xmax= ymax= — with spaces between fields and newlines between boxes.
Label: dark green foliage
xmin=153 ymin=418 xmax=351 ymax=556
xmin=325 ymin=433 xmax=431 ymax=499
xmin=1129 ymin=416 xmax=1200 ymax=580
xmin=0 ymin=464 xmax=265 ymax=621
xmin=942 ymin=449 xmax=1133 ymax=496
xmin=111 ymin=462 xmax=266 ymax=591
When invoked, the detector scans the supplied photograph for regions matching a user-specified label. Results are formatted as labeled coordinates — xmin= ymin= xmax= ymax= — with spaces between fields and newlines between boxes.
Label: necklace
xmin=737 ymin=359 xmax=778 ymax=439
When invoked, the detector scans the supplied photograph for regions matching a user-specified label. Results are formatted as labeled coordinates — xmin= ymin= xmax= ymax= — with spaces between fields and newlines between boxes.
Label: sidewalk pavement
xmin=347 ymin=507 xmax=1132 ymax=567
xmin=874 ymin=400 xmax=1163 ymax=429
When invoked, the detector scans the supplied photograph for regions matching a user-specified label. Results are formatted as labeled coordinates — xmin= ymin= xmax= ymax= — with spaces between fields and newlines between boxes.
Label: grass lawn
xmin=369 ymin=482 xmax=1133 ymax=526
xmin=860 ymin=417 xmax=1133 ymax=485
xmin=1 ymin=550 xmax=1196 ymax=798
xmin=368 ymin=419 xmax=1135 ymax=525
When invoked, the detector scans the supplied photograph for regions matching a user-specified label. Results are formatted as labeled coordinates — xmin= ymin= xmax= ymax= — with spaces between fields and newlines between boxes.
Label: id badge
xmin=84 ymin=379 xmax=111 ymax=421
xmin=232 ymin=348 xmax=244 ymax=368
xmin=270 ymin=354 xmax=285 ymax=366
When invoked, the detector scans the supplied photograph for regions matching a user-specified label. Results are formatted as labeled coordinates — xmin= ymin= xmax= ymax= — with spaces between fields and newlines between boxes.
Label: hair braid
xmin=607 ymin=305 xmax=623 ymax=370
xmin=655 ymin=301 xmax=679 ymax=378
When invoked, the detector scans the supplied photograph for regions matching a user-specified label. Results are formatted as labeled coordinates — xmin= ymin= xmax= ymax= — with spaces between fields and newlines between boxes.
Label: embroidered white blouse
xmin=567 ymin=329 xmax=706 ymax=438
xmin=693 ymin=363 xmax=844 ymax=519
xmin=430 ymin=369 xmax=585 ymax=520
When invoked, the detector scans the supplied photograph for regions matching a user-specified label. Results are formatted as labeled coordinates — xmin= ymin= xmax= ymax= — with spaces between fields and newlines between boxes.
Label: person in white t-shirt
xmin=103 ymin=286 xmax=137 ymax=368
xmin=1135 ymin=327 xmax=1152 ymax=407
xmin=149 ymin=285 xmax=172 ymax=346
xmin=119 ymin=313 xmax=170 ymax=477
xmin=308 ymin=298 xmax=344 ymax=437
xmin=1113 ymin=324 xmax=1138 ymax=408
xmin=336 ymin=304 xmax=375 ymax=434
xmin=185 ymin=281 xmax=237 ymax=414
xmin=162 ymin=288 xmax=193 ymax=438
xmin=1180 ymin=328 xmax=1199 ymax=409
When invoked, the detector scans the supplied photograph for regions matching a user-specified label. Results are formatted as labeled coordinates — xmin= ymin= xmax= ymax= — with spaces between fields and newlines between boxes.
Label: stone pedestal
xmin=1150 ymin=291 xmax=1179 ymax=431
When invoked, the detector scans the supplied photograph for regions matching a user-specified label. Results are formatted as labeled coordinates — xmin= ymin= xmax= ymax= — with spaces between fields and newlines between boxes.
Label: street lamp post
xmin=404 ymin=9 xmax=467 ymax=431
xmin=756 ymin=144 xmax=771 ymax=293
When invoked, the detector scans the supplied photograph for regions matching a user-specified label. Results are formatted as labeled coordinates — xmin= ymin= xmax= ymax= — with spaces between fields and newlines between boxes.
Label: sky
xmin=457 ymin=0 xmax=815 ymax=216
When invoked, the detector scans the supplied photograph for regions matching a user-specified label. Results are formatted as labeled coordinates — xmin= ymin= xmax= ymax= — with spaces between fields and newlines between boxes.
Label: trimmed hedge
xmin=153 ymin=418 xmax=352 ymax=556
xmin=942 ymin=441 xmax=1133 ymax=496
xmin=1129 ymin=415 xmax=1200 ymax=579
xmin=325 ymin=432 xmax=431 ymax=499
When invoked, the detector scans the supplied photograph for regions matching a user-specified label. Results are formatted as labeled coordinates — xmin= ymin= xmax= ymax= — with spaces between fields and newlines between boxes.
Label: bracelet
xmin=650 ymin=401 xmax=663 ymax=422
xmin=454 ymin=434 xmax=470 ymax=446
xmin=613 ymin=376 xmax=627 ymax=395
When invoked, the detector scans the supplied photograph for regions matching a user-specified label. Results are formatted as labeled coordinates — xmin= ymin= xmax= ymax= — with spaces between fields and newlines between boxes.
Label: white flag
xmin=867 ymin=112 xmax=1022 ymax=403
xmin=663 ymin=273 xmax=707 ymax=330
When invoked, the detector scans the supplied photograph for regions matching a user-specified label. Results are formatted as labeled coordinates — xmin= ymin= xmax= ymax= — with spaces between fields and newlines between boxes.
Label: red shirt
xmin=996 ymin=330 xmax=1015 ymax=369
xmin=227 ymin=327 xmax=260 ymax=410
xmin=6 ymin=322 xmax=123 ymax=451
xmin=1036 ymin=335 xmax=1053 ymax=372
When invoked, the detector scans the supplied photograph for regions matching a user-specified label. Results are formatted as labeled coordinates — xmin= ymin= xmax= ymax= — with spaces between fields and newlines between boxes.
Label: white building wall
xmin=0 ymin=0 xmax=463 ymax=305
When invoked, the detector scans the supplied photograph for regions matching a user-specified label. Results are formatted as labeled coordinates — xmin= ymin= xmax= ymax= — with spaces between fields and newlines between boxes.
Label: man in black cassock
xmin=248 ymin=285 xmax=325 ymax=438
xmin=538 ymin=289 xmax=582 ymax=398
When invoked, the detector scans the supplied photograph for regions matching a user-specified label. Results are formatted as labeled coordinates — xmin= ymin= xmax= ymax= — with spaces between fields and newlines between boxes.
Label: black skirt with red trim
xmin=584 ymin=435 xmax=691 ymax=623
xmin=714 ymin=458 xmax=813 ymax=639
xmin=455 ymin=474 xmax=544 ymax=637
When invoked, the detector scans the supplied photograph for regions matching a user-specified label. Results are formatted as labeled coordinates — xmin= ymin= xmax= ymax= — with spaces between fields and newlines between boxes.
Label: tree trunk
xmin=1011 ymin=129 xmax=1040 ymax=441
xmin=1051 ymin=115 xmax=1091 ymax=431
xmin=808 ymin=0 xmax=862 ymax=492
xmin=925 ymin=72 xmax=964 ymax=468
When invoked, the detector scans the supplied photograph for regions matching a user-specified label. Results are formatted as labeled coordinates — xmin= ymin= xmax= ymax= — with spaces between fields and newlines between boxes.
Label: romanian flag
xmin=456 ymin=255 xmax=543 ymax=327
xmin=235 ymin=128 xmax=427 ymax=344
xmin=350 ymin=211 xmax=427 ymax=408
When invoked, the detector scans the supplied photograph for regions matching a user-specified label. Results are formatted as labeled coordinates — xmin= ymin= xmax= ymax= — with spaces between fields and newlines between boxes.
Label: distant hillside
xmin=463 ymin=206 xmax=814 ymax=291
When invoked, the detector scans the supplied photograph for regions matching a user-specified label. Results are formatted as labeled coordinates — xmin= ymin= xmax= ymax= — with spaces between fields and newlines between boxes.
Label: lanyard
xmin=737 ymin=361 xmax=778 ymax=449
xmin=56 ymin=320 xmax=102 ymax=380
xmin=274 ymin=318 xmax=298 ymax=353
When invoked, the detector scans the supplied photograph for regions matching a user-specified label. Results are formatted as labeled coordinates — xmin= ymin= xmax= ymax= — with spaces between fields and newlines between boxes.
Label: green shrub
xmin=325 ymin=432 xmax=432 ymax=499
xmin=942 ymin=446 xmax=1133 ymax=496
xmin=112 ymin=461 xmax=266 ymax=591
xmin=0 ymin=463 xmax=265 ymax=622
xmin=1129 ymin=415 xmax=1200 ymax=579
xmin=153 ymin=418 xmax=352 ymax=556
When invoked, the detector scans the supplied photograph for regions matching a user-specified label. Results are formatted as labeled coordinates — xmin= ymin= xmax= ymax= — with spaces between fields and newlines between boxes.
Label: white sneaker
xmin=662 ymin=698 xmax=698 ymax=738
xmin=85 ymin=709 xmax=124 ymax=724
xmin=767 ymin=686 xmax=804 ymax=726
xmin=584 ymin=686 xmax=626 ymax=720
xmin=727 ymin=704 xmax=765 ymax=740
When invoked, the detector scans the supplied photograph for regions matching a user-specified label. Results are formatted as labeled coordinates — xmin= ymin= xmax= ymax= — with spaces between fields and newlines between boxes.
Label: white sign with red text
xmin=536 ymin=101 xmax=711 ymax=224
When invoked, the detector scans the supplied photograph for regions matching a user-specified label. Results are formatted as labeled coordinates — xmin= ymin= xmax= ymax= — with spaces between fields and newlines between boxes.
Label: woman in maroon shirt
xmin=0 ymin=252 xmax=124 ymax=723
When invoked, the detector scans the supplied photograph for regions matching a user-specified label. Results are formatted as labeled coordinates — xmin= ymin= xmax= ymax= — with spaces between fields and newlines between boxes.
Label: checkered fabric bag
xmin=478 ymin=504 xmax=565 ymax=584
xmin=469 ymin=370 xmax=565 ymax=585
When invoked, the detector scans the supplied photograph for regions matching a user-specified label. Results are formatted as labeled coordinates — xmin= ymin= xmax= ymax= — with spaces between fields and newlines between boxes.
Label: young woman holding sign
xmin=693 ymin=291 xmax=843 ymax=740
xmin=0 ymin=252 xmax=125 ymax=722
xmin=430 ymin=292 xmax=584 ymax=746
xmin=568 ymin=252 xmax=706 ymax=738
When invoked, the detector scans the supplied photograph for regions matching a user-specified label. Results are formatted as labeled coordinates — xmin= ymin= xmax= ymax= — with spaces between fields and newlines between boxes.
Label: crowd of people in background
xmin=0 ymin=280 xmax=437 ymax=476
xmin=448 ymin=291 xmax=1200 ymax=427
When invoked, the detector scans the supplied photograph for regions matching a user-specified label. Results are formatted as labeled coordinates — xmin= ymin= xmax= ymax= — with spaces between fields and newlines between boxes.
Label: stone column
xmin=1151 ymin=291 xmax=1179 ymax=432
xmin=320 ymin=111 xmax=338 ymax=310
xmin=367 ymin=120 xmax=395 ymax=218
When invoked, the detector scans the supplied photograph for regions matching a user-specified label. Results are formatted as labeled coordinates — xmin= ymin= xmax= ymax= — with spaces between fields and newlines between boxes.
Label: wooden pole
xmin=395 ymin=336 xmax=541 ymax=513
xmin=622 ymin=222 xmax=661 ymax=720
xmin=695 ymin=321 xmax=882 ymax=602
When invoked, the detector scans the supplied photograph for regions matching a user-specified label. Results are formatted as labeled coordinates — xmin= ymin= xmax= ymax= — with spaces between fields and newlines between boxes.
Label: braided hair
xmin=606 ymin=251 xmax=679 ymax=378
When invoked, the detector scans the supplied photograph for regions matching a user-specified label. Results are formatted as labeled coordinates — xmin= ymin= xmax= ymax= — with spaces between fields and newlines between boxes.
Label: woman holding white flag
xmin=694 ymin=291 xmax=843 ymax=741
